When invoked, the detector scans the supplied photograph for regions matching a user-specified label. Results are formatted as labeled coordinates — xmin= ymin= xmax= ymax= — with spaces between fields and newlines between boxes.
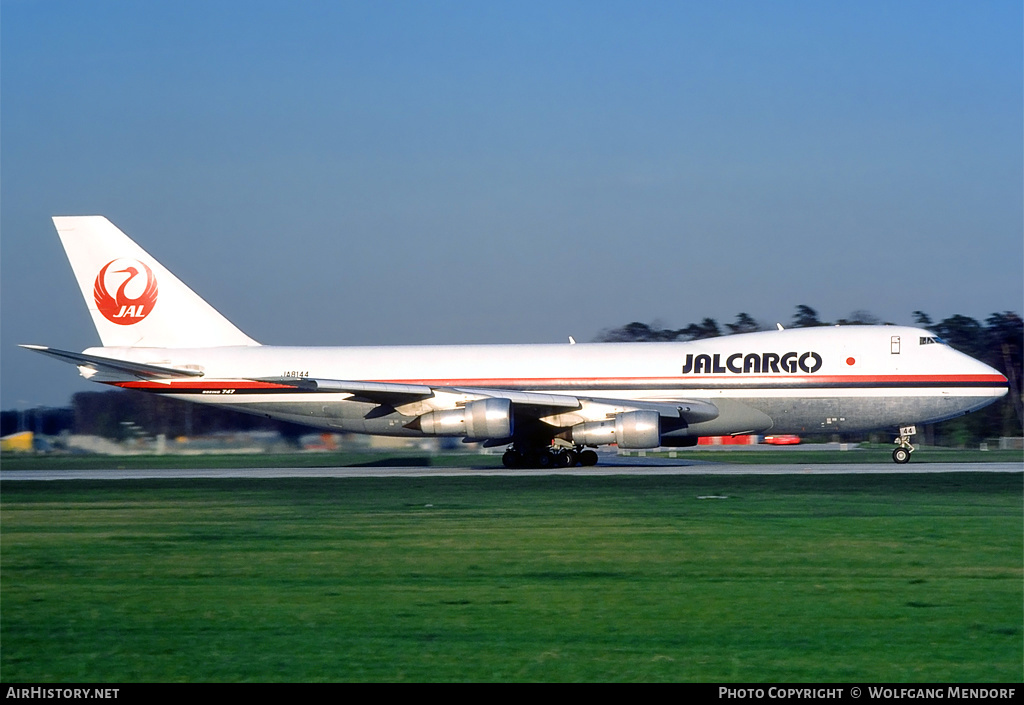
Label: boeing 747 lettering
xmin=24 ymin=216 xmax=1009 ymax=467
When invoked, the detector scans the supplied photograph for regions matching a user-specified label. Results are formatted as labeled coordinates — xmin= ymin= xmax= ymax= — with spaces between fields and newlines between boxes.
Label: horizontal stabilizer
xmin=21 ymin=345 xmax=205 ymax=380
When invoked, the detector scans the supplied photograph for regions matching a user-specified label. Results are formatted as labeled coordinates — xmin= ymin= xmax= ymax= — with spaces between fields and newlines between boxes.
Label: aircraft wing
xmin=262 ymin=376 xmax=578 ymax=411
xmin=448 ymin=387 xmax=718 ymax=422
xmin=265 ymin=377 xmax=435 ymax=405
xmin=267 ymin=377 xmax=718 ymax=424
xmin=20 ymin=345 xmax=205 ymax=380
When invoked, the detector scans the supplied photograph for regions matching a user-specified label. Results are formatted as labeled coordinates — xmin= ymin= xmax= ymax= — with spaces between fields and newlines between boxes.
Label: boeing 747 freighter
xmin=24 ymin=217 xmax=1009 ymax=466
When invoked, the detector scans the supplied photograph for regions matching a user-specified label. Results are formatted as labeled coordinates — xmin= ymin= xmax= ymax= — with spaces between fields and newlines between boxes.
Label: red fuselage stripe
xmin=112 ymin=374 xmax=1008 ymax=391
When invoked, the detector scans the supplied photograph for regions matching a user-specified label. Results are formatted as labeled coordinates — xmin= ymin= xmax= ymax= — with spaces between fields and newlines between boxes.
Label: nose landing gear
xmin=892 ymin=425 xmax=916 ymax=464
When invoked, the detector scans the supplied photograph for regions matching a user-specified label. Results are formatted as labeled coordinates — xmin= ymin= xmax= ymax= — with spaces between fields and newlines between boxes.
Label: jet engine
xmin=414 ymin=398 xmax=513 ymax=439
xmin=567 ymin=409 xmax=662 ymax=449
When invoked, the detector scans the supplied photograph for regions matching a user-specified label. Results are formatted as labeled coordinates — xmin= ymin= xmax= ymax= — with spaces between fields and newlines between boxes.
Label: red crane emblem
xmin=93 ymin=259 xmax=159 ymax=325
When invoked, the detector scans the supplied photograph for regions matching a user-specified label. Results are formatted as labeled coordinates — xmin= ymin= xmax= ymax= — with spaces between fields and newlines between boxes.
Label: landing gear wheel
xmin=554 ymin=450 xmax=576 ymax=468
xmin=892 ymin=447 xmax=911 ymax=464
xmin=503 ymin=445 xmax=592 ymax=469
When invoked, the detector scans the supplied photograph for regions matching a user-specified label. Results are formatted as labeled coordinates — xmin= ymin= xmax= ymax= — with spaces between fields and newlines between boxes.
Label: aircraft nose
xmin=947 ymin=347 xmax=1009 ymax=400
xmin=979 ymin=360 xmax=1009 ymax=397
xmin=978 ymin=357 xmax=1009 ymax=383
xmin=994 ymin=367 xmax=1009 ymax=390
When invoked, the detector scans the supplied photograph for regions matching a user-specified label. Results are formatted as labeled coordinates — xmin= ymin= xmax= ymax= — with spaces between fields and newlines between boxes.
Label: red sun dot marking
xmin=846 ymin=357 xmax=856 ymax=366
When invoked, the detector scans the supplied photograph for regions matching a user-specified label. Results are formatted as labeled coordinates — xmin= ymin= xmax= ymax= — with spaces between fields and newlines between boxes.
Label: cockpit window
xmin=919 ymin=336 xmax=947 ymax=345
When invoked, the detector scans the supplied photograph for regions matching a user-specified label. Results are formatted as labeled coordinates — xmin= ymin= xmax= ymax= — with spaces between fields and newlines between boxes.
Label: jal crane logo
xmin=93 ymin=259 xmax=158 ymax=325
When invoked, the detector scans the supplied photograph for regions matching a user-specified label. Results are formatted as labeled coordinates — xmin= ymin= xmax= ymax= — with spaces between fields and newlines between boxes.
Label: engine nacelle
xmin=415 ymin=398 xmax=513 ymax=439
xmin=569 ymin=409 xmax=662 ymax=449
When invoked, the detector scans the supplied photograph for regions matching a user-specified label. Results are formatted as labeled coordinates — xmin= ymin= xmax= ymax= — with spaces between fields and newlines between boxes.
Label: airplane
xmin=23 ymin=216 xmax=1009 ymax=467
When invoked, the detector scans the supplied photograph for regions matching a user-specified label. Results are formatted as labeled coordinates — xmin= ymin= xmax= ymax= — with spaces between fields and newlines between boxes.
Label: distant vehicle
xmin=763 ymin=435 xmax=801 ymax=445
xmin=23 ymin=216 xmax=1009 ymax=466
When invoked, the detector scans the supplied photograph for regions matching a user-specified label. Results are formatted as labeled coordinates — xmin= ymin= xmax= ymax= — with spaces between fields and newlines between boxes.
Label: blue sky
xmin=3 ymin=1 xmax=1022 ymax=407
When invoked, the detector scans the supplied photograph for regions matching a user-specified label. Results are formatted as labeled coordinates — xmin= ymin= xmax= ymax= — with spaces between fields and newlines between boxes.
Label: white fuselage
xmin=90 ymin=325 xmax=1008 ymax=439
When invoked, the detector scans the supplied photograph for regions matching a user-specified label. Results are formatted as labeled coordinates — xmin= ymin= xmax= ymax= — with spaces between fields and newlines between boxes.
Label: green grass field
xmin=1 ymin=473 xmax=1021 ymax=682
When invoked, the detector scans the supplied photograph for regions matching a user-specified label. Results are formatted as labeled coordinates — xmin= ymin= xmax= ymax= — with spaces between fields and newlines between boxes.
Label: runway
xmin=3 ymin=458 xmax=1021 ymax=481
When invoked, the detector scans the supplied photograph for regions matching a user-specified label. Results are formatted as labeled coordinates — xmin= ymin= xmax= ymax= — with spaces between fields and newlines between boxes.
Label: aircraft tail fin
xmin=53 ymin=216 xmax=260 ymax=348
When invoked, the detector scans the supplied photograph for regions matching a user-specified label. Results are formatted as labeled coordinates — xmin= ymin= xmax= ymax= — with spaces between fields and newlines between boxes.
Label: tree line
xmin=596 ymin=306 xmax=906 ymax=342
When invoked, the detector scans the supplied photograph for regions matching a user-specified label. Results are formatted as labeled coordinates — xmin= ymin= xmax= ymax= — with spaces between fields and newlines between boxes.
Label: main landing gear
xmin=502 ymin=444 xmax=599 ymax=469
xmin=892 ymin=425 xmax=916 ymax=464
